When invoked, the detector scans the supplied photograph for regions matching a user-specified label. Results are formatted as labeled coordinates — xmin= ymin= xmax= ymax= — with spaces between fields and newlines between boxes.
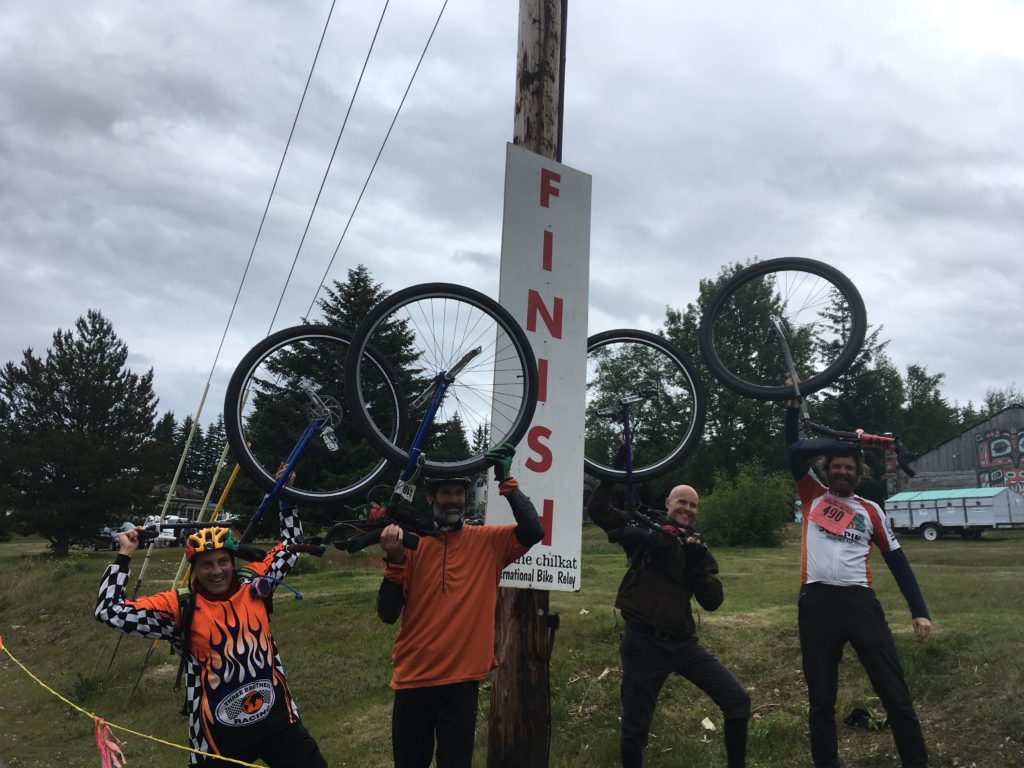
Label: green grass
xmin=1 ymin=527 xmax=1022 ymax=767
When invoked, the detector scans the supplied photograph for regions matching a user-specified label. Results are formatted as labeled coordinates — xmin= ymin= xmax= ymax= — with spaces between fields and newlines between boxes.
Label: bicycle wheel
xmin=344 ymin=283 xmax=538 ymax=478
xmin=224 ymin=324 xmax=405 ymax=506
xmin=699 ymin=258 xmax=867 ymax=400
xmin=584 ymin=330 xmax=706 ymax=482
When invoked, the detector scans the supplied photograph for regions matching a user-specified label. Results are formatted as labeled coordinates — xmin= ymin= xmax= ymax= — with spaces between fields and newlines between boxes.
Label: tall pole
xmin=488 ymin=2 xmax=567 ymax=766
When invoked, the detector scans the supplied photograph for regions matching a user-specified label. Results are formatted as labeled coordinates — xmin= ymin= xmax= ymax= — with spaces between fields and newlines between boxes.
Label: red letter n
xmin=526 ymin=290 xmax=564 ymax=339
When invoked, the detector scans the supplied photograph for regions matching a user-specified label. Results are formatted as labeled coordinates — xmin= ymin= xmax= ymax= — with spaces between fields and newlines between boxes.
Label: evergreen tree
xmin=141 ymin=410 xmax=179 ymax=487
xmin=318 ymin=264 xmax=421 ymax=392
xmin=318 ymin=264 xmax=389 ymax=330
xmin=229 ymin=265 xmax=418 ymax=529
xmin=898 ymin=364 xmax=959 ymax=453
xmin=956 ymin=400 xmax=985 ymax=431
xmin=0 ymin=310 xmax=157 ymax=555
xmin=982 ymin=384 xmax=1022 ymax=415
xmin=427 ymin=413 xmax=473 ymax=465
xmin=660 ymin=261 xmax=800 ymax=499
xmin=471 ymin=422 xmax=491 ymax=454
xmin=205 ymin=415 xmax=228 ymax=476
xmin=177 ymin=415 xmax=207 ymax=489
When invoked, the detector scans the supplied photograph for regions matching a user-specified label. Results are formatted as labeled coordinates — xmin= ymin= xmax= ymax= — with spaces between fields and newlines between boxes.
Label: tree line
xmin=2 ymin=265 xmax=1017 ymax=554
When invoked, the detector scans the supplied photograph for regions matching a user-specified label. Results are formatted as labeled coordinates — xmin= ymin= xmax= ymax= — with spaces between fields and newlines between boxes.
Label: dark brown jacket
xmin=587 ymin=483 xmax=723 ymax=639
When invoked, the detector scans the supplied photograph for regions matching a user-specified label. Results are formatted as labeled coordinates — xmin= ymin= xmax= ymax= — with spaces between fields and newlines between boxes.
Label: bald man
xmin=588 ymin=481 xmax=750 ymax=768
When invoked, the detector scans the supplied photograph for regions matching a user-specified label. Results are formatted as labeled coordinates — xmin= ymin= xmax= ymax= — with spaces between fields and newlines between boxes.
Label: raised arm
xmin=377 ymin=523 xmax=406 ymax=624
xmin=486 ymin=442 xmax=543 ymax=547
xmin=586 ymin=481 xmax=629 ymax=534
xmin=95 ymin=528 xmax=179 ymax=644
xmin=499 ymin=481 xmax=544 ymax=547
xmin=785 ymin=404 xmax=811 ymax=480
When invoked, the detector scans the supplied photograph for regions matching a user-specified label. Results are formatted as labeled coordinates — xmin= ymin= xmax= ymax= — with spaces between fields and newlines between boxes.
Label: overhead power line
xmin=269 ymin=0 xmax=394 ymax=333
xmin=305 ymin=0 xmax=451 ymax=319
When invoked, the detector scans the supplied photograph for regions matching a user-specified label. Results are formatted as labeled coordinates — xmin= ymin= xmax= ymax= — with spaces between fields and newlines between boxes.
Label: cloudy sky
xmin=3 ymin=0 xmax=1022 ymax=423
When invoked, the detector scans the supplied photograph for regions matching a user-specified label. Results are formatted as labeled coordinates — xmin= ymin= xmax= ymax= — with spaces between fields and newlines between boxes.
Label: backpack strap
xmin=238 ymin=565 xmax=274 ymax=616
xmin=173 ymin=587 xmax=194 ymax=694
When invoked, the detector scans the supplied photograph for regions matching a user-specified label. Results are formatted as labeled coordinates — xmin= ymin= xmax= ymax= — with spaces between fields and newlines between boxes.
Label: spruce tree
xmin=0 ymin=310 xmax=158 ymax=555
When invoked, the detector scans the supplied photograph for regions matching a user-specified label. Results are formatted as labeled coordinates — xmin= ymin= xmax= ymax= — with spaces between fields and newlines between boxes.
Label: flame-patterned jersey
xmin=95 ymin=509 xmax=303 ymax=765
xmin=796 ymin=471 xmax=901 ymax=589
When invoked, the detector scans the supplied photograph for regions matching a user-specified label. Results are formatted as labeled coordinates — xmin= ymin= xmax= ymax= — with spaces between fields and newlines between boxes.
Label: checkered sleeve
xmin=94 ymin=555 xmax=180 ymax=644
xmin=261 ymin=500 xmax=301 ymax=583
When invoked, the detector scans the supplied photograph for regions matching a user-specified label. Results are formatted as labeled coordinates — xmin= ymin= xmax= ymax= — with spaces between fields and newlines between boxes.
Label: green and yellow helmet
xmin=184 ymin=526 xmax=239 ymax=562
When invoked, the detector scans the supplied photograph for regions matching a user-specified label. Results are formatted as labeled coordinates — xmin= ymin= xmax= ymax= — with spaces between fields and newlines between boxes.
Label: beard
xmin=432 ymin=502 xmax=466 ymax=528
xmin=828 ymin=474 xmax=856 ymax=495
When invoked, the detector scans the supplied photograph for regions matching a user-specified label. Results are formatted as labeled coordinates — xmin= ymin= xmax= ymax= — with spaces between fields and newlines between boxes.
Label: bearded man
xmin=375 ymin=443 xmax=543 ymax=768
xmin=785 ymin=400 xmax=931 ymax=768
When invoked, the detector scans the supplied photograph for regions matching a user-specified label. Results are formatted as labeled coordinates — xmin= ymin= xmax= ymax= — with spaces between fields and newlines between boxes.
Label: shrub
xmin=698 ymin=462 xmax=793 ymax=547
xmin=52 ymin=550 xmax=89 ymax=578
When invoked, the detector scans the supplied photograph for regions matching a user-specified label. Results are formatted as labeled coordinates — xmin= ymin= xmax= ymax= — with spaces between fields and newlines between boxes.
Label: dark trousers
xmin=798 ymin=583 xmax=928 ymax=768
xmin=198 ymin=721 xmax=327 ymax=767
xmin=392 ymin=680 xmax=480 ymax=768
xmin=620 ymin=624 xmax=750 ymax=764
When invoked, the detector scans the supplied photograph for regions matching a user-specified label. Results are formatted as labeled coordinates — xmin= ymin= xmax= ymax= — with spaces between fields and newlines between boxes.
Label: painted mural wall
xmin=975 ymin=426 xmax=1024 ymax=492
xmin=904 ymin=406 xmax=1024 ymax=493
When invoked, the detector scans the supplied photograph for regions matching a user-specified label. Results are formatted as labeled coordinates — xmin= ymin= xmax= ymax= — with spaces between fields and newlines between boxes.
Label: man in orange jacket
xmin=376 ymin=443 xmax=543 ymax=768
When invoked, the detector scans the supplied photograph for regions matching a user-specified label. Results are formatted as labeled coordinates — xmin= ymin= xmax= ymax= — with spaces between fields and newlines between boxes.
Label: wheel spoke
xmin=345 ymin=285 xmax=538 ymax=477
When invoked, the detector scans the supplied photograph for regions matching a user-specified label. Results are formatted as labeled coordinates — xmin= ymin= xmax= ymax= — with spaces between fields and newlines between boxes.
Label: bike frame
xmin=238 ymin=378 xmax=340 ymax=542
xmin=769 ymin=316 xmax=917 ymax=475
xmin=599 ymin=392 xmax=687 ymax=543
xmin=312 ymin=346 xmax=486 ymax=554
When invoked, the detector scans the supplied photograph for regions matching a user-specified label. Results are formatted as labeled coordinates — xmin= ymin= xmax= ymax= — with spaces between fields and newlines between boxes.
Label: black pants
xmin=198 ymin=721 xmax=327 ymax=767
xmin=392 ymin=680 xmax=480 ymax=768
xmin=798 ymin=583 xmax=928 ymax=768
xmin=619 ymin=624 xmax=750 ymax=758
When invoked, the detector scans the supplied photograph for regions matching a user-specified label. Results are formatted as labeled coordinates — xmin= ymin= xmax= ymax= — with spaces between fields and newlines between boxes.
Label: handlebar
xmin=802 ymin=420 xmax=917 ymax=477
xmin=321 ymin=505 xmax=432 ymax=554
xmin=625 ymin=505 xmax=700 ymax=545
xmin=136 ymin=518 xmax=242 ymax=542
xmin=335 ymin=526 xmax=421 ymax=554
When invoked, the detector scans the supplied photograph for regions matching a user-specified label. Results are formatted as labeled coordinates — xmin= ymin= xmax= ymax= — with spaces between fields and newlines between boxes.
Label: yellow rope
xmin=1 ymin=635 xmax=263 ymax=768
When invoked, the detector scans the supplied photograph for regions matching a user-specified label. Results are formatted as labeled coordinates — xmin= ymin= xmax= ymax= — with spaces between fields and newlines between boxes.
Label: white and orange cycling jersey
xmin=796 ymin=470 xmax=901 ymax=588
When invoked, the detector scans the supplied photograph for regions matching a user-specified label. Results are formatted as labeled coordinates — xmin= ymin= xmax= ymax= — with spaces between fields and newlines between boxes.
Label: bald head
xmin=665 ymin=484 xmax=699 ymax=528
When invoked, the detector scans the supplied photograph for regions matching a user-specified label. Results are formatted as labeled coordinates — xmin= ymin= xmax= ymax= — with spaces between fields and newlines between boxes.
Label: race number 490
xmin=808 ymin=497 xmax=856 ymax=535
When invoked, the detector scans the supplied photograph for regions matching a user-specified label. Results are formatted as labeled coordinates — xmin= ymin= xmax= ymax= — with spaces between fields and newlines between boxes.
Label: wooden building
xmin=904 ymin=405 xmax=1024 ymax=493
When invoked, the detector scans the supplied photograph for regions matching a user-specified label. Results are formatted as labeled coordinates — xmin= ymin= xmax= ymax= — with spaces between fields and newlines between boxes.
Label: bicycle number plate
xmin=395 ymin=481 xmax=416 ymax=503
xmin=808 ymin=497 xmax=857 ymax=535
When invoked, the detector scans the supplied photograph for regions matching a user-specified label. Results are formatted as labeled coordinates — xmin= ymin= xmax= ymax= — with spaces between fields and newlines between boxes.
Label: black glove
xmin=485 ymin=442 xmax=516 ymax=482
xmin=683 ymin=538 xmax=708 ymax=562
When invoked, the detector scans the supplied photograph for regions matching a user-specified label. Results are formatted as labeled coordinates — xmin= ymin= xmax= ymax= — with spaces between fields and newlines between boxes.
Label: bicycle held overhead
xmin=224 ymin=282 xmax=539 ymax=553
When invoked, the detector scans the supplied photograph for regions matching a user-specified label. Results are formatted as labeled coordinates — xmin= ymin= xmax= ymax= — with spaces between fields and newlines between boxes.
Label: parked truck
xmin=884 ymin=487 xmax=1024 ymax=541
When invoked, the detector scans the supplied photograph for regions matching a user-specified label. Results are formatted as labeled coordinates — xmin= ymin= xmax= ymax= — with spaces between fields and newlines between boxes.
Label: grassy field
xmin=1 ymin=525 xmax=1021 ymax=767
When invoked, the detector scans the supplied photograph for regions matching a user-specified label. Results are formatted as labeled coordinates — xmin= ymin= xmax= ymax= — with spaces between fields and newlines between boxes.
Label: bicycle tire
xmin=699 ymin=258 xmax=867 ymax=400
xmin=344 ymin=283 xmax=538 ymax=478
xmin=224 ymin=324 xmax=405 ymax=506
xmin=584 ymin=330 xmax=706 ymax=483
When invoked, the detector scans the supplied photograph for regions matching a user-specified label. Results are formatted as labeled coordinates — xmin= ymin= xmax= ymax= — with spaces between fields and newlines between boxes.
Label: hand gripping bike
xmin=584 ymin=329 xmax=706 ymax=542
xmin=225 ymin=283 xmax=538 ymax=551
xmin=698 ymin=256 xmax=916 ymax=473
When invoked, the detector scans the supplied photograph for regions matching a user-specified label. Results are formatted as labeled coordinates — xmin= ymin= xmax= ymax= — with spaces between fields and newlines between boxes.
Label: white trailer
xmin=884 ymin=487 xmax=1024 ymax=541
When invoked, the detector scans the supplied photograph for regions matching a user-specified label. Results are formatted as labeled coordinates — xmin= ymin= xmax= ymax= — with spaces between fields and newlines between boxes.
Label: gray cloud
xmin=2 ymin=0 xmax=1022 ymax=424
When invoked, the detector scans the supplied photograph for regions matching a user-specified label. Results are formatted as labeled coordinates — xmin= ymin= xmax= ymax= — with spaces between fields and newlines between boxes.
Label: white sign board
xmin=486 ymin=143 xmax=591 ymax=592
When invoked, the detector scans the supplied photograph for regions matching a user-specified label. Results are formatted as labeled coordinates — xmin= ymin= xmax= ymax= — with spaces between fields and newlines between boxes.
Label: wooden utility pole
xmin=487 ymin=2 xmax=567 ymax=766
